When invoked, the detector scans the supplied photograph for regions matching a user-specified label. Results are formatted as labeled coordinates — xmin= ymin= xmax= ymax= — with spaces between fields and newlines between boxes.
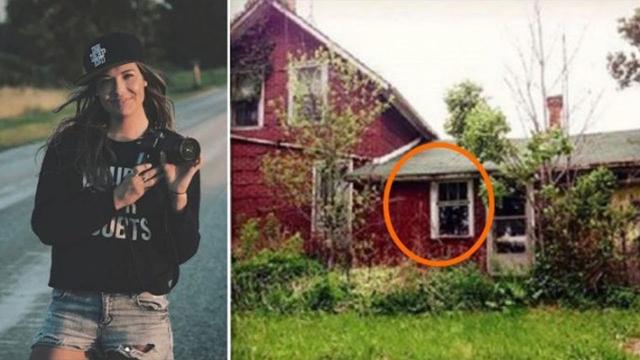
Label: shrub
xmin=232 ymin=250 xmax=324 ymax=311
xmin=487 ymin=277 xmax=529 ymax=310
xmin=605 ymin=287 xmax=640 ymax=309
xmin=369 ymin=264 xmax=496 ymax=314
xmin=531 ymin=168 xmax=638 ymax=305
xmin=303 ymin=274 xmax=351 ymax=312
xmin=427 ymin=264 xmax=495 ymax=311
xmin=235 ymin=218 xmax=260 ymax=261
xmin=232 ymin=213 xmax=304 ymax=261
xmin=370 ymin=287 xmax=428 ymax=315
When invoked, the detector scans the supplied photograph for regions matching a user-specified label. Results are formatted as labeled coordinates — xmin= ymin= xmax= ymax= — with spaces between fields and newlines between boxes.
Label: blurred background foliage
xmin=0 ymin=0 xmax=227 ymax=86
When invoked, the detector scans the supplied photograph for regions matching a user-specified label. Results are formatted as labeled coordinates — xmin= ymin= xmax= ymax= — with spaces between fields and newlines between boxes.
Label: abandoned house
xmin=230 ymin=0 xmax=640 ymax=276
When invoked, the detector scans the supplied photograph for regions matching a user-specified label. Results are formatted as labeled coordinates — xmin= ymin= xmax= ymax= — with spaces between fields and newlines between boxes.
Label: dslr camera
xmin=137 ymin=129 xmax=201 ymax=166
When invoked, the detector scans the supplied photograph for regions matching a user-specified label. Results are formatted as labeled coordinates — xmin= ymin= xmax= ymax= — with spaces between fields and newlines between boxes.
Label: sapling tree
xmin=262 ymin=48 xmax=389 ymax=271
xmin=444 ymin=1 xmax=639 ymax=299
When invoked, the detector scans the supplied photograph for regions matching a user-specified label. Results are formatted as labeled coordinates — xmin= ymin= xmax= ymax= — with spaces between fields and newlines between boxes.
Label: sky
xmin=231 ymin=0 xmax=640 ymax=139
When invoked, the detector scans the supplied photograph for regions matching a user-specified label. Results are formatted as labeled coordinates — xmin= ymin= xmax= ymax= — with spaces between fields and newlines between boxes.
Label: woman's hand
xmin=113 ymin=163 xmax=163 ymax=210
xmin=163 ymin=156 xmax=202 ymax=212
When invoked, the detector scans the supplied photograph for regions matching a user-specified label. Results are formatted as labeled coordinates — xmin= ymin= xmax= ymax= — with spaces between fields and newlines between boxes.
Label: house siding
xmin=231 ymin=140 xmax=311 ymax=244
xmin=231 ymin=5 xmax=425 ymax=247
xmin=351 ymin=179 xmax=487 ymax=268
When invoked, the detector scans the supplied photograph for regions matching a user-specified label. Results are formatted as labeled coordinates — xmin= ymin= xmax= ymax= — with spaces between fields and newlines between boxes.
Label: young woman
xmin=29 ymin=33 xmax=201 ymax=360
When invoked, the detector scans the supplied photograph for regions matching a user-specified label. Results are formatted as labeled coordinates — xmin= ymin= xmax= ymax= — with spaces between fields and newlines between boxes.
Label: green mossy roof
xmin=351 ymin=128 xmax=640 ymax=180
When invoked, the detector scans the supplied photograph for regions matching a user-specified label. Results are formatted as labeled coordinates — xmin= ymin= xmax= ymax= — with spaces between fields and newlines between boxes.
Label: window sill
xmin=434 ymin=235 xmax=473 ymax=240
xmin=231 ymin=125 xmax=264 ymax=131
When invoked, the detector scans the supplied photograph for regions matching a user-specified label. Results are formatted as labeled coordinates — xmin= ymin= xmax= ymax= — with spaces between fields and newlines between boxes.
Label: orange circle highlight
xmin=382 ymin=142 xmax=495 ymax=267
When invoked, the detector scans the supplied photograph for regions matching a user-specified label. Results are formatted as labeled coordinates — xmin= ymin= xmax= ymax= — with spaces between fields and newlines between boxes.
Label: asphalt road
xmin=0 ymin=88 xmax=228 ymax=359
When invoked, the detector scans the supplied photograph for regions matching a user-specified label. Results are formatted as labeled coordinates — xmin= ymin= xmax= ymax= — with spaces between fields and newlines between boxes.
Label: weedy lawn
xmin=233 ymin=309 xmax=640 ymax=359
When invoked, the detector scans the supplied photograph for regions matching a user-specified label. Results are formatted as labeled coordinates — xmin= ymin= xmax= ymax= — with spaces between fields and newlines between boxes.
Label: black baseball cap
xmin=76 ymin=32 xmax=145 ymax=85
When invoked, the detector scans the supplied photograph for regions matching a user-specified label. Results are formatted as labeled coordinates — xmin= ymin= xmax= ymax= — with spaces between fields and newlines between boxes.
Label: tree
xmin=446 ymin=1 xmax=638 ymax=300
xmin=261 ymin=48 xmax=388 ymax=271
xmin=3 ymin=0 xmax=164 ymax=85
xmin=1 ymin=0 xmax=227 ymax=86
xmin=607 ymin=8 xmax=640 ymax=88
xmin=158 ymin=0 xmax=227 ymax=68
xmin=444 ymin=81 xmax=512 ymax=164
xmin=444 ymin=80 xmax=485 ymax=139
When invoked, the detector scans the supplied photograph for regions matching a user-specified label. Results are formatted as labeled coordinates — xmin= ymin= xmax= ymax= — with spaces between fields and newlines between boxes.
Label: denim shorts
xmin=31 ymin=289 xmax=173 ymax=359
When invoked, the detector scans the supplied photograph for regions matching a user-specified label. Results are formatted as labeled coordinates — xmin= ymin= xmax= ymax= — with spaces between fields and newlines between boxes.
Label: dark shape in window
xmin=231 ymin=71 xmax=262 ymax=127
xmin=494 ymin=187 xmax=527 ymax=254
xmin=437 ymin=182 xmax=470 ymax=236
xmin=439 ymin=205 xmax=469 ymax=236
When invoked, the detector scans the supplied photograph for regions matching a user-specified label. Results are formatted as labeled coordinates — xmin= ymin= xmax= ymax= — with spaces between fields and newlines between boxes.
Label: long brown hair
xmin=44 ymin=62 xmax=175 ymax=189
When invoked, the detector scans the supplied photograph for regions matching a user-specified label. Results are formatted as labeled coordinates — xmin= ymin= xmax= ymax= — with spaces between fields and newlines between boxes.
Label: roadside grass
xmin=233 ymin=309 xmax=640 ymax=359
xmin=165 ymin=67 xmax=226 ymax=99
xmin=0 ymin=67 xmax=225 ymax=150
xmin=0 ymin=107 xmax=73 ymax=151
xmin=0 ymin=87 xmax=67 ymax=118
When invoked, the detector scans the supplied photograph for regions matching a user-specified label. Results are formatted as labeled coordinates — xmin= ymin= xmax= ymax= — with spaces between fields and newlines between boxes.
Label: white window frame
xmin=231 ymin=72 xmax=264 ymax=130
xmin=430 ymin=179 xmax=474 ymax=238
xmin=311 ymin=160 xmax=353 ymax=235
xmin=493 ymin=216 xmax=527 ymax=254
xmin=287 ymin=61 xmax=329 ymax=125
xmin=487 ymin=184 xmax=534 ymax=275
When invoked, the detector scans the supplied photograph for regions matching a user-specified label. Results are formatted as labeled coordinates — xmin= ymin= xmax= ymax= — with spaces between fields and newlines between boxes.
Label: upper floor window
xmin=430 ymin=180 xmax=474 ymax=238
xmin=288 ymin=62 xmax=328 ymax=125
xmin=231 ymin=71 xmax=263 ymax=128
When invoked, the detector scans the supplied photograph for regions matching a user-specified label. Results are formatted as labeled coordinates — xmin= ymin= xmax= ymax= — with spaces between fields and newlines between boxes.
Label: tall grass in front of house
xmin=233 ymin=309 xmax=640 ymax=359
xmin=0 ymin=67 xmax=225 ymax=150
xmin=233 ymin=213 xmax=640 ymax=315
xmin=232 ymin=215 xmax=640 ymax=358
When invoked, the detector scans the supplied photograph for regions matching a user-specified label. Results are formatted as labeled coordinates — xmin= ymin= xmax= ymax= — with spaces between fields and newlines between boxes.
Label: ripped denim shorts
xmin=31 ymin=289 xmax=173 ymax=360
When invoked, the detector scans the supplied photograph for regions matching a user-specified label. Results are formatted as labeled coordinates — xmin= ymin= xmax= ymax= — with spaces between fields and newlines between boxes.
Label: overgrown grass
xmin=0 ymin=67 xmax=225 ymax=150
xmin=233 ymin=309 xmax=640 ymax=359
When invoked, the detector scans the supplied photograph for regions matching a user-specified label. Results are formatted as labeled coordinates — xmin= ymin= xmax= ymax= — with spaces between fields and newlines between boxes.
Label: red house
xmin=352 ymin=107 xmax=640 ymax=275
xmin=230 ymin=0 xmax=437 ymax=250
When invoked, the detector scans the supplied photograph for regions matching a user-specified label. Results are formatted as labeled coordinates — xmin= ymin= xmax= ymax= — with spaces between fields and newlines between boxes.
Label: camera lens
xmin=179 ymin=138 xmax=200 ymax=162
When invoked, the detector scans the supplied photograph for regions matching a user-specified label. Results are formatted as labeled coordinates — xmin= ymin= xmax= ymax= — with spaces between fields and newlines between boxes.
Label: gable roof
xmin=350 ymin=128 xmax=640 ymax=180
xmin=231 ymin=0 xmax=437 ymax=140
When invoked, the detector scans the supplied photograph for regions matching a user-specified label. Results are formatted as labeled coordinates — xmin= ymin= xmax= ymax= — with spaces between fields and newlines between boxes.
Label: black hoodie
xmin=31 ymin=127 xmax=200 ymax=295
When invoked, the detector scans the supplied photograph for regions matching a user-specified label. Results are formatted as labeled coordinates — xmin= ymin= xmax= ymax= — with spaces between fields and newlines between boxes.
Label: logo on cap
xmin=89 ymin=44 xmax=107 ymax=68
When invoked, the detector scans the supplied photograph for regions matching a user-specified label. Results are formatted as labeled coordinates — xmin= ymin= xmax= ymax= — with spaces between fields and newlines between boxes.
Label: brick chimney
xmin=546 ymin=95 xmax=563 ymax=129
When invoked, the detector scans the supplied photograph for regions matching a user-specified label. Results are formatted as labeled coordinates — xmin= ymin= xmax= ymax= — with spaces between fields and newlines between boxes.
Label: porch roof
xmin=350 ymin=128 xmax=640 ymax=181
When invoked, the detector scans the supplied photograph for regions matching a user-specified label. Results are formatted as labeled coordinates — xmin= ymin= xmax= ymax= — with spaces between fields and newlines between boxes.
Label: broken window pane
xmin=494 ymin=188 xmax=527 ymax=254
xmin=231 ymin=72 xmax=262 ymax=127
xmin=495 ymin=218 xmax=526 ymax=237
xmin=495 ymin=239 xmax=526 ymax=253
